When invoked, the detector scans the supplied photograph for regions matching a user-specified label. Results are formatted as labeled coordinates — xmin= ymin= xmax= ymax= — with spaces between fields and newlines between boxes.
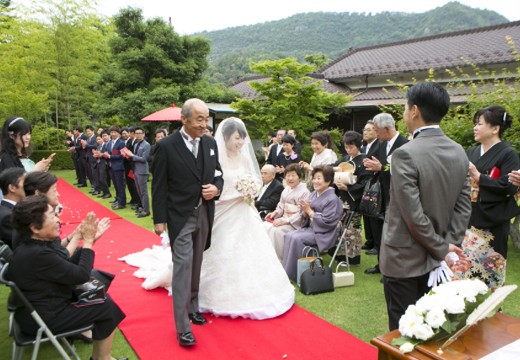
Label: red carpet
xmin=57 ymin=179 xmax=377 ymax=359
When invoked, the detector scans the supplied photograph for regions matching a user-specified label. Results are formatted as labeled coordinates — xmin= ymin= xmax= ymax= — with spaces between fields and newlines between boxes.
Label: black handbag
xmin=74 ymin=277 xmax=107 ymax=307
xmin=299 ymin=258 xmax=334 ymax=295
xmin=358 ymin=177 xmax=384 ymax=219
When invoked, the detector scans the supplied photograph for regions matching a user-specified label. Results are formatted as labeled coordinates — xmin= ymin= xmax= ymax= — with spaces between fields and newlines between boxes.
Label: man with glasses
xmin=124 ymin=127 xmax=151 ymax=217
xmin=266 ymin=129 xmax=286 ymax=165
xmin=360 ymin=120 xmax=380 ymax=252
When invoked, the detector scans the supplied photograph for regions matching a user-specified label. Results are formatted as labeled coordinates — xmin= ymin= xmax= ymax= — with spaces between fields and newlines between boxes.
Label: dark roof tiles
xmin=320 ymin=21 xmax=520 ymax=80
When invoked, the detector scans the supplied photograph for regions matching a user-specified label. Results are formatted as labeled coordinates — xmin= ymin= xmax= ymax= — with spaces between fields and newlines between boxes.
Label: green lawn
xmin=1 ymin=169 xmax=519 ymax=359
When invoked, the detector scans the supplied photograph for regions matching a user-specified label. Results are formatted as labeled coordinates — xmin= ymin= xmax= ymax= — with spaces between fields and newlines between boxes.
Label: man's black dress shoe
xmin=364 ymin=266 xmax=381 ymax=275
xmin=361 ymin=243 xmax=373 ymax=250
xmin=113 ymin=204 xmax=126 ymax=210
xmin=136 ymin=211 xmax=150 ymax=218
xmin=189 ymin=312 xmax=207 ymax=325
xmin=365 ymin=248 xmax=379 ymax=255
xmin=77 ymin=184 xmax=87 ymax=188
xmin=177 ymin=331 xmax=196 ymax=346
xmin=101 ymin=193 xmax=111 ymax=199
xmin=90 ymin=358 xmax=128 ymax=360
xmin=91 ymin=191 xmax=100 ymax=195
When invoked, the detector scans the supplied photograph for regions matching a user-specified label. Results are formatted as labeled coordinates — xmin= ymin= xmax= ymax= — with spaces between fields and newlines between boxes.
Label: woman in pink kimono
xmin=282 ymin=165 xmax=343 ymax=281
xmin=264 ymin=163 xmax=310 ymax=261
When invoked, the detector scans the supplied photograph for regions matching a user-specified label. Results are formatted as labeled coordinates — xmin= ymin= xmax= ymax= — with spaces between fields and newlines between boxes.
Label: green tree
xmin=95 ymin=7 xmax=228 ymax=123
xmin=231 ymin=58 xmax=350 ymax=145
xmin=0 ymin=15 xmax=54 ymax=121
xmin=0 ymin=0 xmax=109 ymax=132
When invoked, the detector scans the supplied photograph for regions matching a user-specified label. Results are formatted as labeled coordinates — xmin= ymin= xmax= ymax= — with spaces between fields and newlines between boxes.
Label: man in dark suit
xmin=65 ymin=130 xmax=79 ymax=184
xmin=73 ymin=126 xmax=88 ymax=187
xmin=123 ymin=126 xmax=140 ymax=208
xmin=152 ymin=99 xmax=223 ymax=347
xmin=255 ymin=164 xmax=284 ymax=217
xmin=84 ymin=125 xmax=99 ymax=194
xmin=125 ymin=126 xmax=151 ymax=218
xmin=360 ymin=120 xmax=380 ymax=251
xmin=0 ymin=167 xmax=25 ymax=249
xmin=363 ymin=113 xmax=409 ymax=274
xmin=380 ymin=82 xmax=471 ymax=330
xmin=266 ymin=129 xmax=286 ymax=164
xmin=102 ymin=126 xmax=126 ymax=209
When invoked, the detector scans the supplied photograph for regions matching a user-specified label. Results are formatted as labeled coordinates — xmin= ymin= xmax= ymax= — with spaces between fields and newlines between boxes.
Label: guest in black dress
xmin=330 ymin=131 xmax=371 ymax=265
xmin=0 ymin=117 xmax=54 ymax=173
xmin=274 ymin=135 xmax=300 ymax=181
xmin=7 ymin=195 xmax=126 ymax=360
xmin=467 ymin=106 xmax=520 ymax=258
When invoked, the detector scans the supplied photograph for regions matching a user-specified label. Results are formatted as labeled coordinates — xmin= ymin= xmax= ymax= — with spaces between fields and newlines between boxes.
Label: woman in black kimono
xmin=467 ymin=105 xmax=520 ymax=258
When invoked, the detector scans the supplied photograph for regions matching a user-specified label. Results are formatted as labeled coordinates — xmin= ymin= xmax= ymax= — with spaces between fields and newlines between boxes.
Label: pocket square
xmin=214 ymin=170 xmax=222 ymax=177
xmin=210 ymin=148 xmax=215 ymax=156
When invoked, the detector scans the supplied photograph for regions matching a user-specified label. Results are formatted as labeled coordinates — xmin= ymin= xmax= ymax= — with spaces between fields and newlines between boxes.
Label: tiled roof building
xmin=231 ymin=21 xmax=520 ymax=131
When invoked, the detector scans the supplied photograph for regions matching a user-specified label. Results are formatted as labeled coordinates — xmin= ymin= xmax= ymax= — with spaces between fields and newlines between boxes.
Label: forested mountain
xmin=196 ymin=2 xmax=508 ymax=84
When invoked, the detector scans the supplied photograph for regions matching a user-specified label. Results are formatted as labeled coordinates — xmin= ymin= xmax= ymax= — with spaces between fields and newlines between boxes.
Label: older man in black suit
xmin=255 ymin=164 xmax=284 ymax=217
xmin=152 ymin=99 xmax=223 ymax=347
xmin=266 ymin=129 xmax=286 ymax=165
xmin=363 ymin=113 xmax=409 ymax=275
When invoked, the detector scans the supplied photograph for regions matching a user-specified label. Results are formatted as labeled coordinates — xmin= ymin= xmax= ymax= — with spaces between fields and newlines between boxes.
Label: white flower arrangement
xmin=236 ymin=174 xmax=260 ymax=206
xmin=392 ymin=279 xmax=490 ymax=353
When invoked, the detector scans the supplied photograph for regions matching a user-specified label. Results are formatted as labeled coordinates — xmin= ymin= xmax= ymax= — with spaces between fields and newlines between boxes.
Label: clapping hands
xmin=80 ymin=212 xmax=98 ymax=246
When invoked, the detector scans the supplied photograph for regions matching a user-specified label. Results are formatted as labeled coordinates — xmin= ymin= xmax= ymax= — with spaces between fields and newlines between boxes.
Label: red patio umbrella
xmin=141 ymin=104 xmax=182 ymax=122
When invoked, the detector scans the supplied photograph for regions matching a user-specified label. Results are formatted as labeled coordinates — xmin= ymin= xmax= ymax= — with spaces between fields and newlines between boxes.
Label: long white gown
xmin=121 ymin=117 xmax=294 ymax=320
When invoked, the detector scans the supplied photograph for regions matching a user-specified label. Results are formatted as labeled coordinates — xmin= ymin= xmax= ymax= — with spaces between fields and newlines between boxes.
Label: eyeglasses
xmin=363 ymin=128 xmax=374 ymax=132
xmin=135 ymin=132 xmax=144 ymax=135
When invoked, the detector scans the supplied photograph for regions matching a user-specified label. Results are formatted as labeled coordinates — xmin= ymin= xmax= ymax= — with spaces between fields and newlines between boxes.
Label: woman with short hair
xmin=264 ymin=163 xmax=310 ymax=260
xmin=282 ymin=166 xmax=343 ymax=281
xmin=7 ymin=195 xmax=127 ymax=360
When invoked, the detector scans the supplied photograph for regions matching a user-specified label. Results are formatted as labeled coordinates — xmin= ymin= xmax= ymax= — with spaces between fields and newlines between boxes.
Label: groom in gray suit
xmin=152 ymin=99 xmax=223 ymax=346
xmin=380 ymin=82 xmax=471 ymax=330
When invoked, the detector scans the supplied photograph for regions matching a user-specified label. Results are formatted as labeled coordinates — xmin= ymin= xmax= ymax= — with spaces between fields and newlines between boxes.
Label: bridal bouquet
xmin=392 ymin=279 xmax=490 ymax=353
xmin=236 ymin=174 xmax=260 ymax=205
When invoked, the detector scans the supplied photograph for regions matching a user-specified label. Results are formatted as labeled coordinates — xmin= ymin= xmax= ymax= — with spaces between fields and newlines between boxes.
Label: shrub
xmin=31 ymin=150 xmax=75 ymax=170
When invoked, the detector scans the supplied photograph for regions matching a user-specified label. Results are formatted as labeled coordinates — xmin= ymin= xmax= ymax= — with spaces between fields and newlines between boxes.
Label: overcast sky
xmin=95 ymin=0 xmax=519 ymax=34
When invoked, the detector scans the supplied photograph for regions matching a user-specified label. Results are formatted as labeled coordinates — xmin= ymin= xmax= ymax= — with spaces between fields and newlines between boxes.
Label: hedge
xmin=31 ymin=150 xmax=75 ymax=170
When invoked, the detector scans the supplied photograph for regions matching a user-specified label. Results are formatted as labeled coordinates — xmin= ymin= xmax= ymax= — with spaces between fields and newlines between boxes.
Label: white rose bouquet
xmin=392 ymin=279 xmax=490 ymax=353
xmin=236 ymin=174 xmax=260 ymax=206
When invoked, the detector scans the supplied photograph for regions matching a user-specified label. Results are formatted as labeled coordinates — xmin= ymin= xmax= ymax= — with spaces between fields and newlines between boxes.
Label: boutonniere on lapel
xmin=210 ymin=148 xmax=215 ymax=156
xmin=384 ymin=155 xmax=392 ymax=172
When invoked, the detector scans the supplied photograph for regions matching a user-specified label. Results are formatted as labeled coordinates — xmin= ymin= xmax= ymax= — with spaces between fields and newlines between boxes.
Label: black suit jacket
xmin=363 ymin=139 xmax=380 ymax=158
xmin=74 ymin=133 xmax=88 ymax=159
xmin=266 ymin=144 xmax=282 ymax=165
xmin=376 ymin=135 xmax=409 ymax=209
xmin=152 ymin=132 xmax=224 ymax=249
xmin=255 ymin=179 xmax=284 ymax=211
xmin=0 ymin=200 xmax=15 ymax=248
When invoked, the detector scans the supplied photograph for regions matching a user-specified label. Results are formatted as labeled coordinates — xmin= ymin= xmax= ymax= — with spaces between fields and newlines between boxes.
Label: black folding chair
xmin=0 ymin=260 xmax=93 ymax=360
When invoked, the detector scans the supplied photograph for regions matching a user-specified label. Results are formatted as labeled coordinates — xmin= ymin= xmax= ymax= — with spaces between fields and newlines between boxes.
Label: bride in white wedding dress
xmin=121 ymin=117 xmax=294 ymax=320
